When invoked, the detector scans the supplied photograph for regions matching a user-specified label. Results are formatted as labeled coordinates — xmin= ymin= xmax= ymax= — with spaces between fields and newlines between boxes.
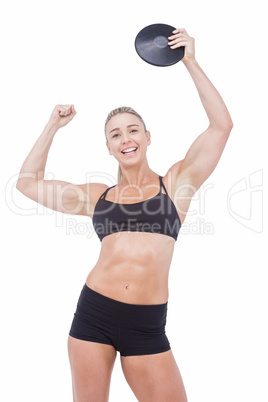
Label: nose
xmin=121 ymin=132 xmax=132 ymax=144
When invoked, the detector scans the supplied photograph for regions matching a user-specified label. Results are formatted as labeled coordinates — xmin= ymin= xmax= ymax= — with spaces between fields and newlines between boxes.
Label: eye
xmin=112 ymin=133 xmax=120 ymax=138
xmin=130 ymin=129 xmax=138 ymax=133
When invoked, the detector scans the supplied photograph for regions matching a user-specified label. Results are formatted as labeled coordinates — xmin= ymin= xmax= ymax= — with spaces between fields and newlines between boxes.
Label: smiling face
xmin=105 ymin=113 xmax=151 ymax=166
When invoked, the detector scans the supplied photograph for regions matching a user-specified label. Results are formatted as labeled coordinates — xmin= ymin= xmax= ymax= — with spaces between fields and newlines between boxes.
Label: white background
xmin=1 ymin=0 xmax=267 ymax=401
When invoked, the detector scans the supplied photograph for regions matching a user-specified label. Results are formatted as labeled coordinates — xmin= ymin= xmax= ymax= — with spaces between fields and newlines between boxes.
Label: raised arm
xmin=167 ymin=29 xmax=233 ymax=193
xmin=16 ymin=105 xmax=105 ymax=217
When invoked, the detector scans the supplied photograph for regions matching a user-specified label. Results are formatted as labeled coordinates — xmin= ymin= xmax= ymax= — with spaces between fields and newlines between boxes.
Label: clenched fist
xmin=48 ymin=104 xmax=77 ymax=129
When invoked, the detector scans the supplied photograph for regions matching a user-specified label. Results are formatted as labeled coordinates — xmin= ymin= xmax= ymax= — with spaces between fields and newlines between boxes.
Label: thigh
xmin=121 ymin=350 xmax=188 ymax=402
xmin=68 ymin=336 xmax=117 ymax=402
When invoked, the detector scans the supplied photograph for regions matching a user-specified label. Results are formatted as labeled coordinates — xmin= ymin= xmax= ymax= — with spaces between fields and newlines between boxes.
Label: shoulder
xmin=77 ymin=183 xmax=109 ymax=216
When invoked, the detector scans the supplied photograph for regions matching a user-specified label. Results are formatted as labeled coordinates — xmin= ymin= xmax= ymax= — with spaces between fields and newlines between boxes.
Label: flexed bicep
xmin=181 ymin=126 xmax=231 ymax=190
xmin=18 ymin=178 xmax=92 ymax=216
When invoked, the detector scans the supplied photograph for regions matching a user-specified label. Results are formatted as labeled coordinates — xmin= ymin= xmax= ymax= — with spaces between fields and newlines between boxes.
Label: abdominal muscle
xmin=86 ymin=232 xmax=176 ymax=305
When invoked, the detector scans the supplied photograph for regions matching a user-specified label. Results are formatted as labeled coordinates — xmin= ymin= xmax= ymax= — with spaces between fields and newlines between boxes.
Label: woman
xmin=16 ymin=28 xmax=233 ymax=401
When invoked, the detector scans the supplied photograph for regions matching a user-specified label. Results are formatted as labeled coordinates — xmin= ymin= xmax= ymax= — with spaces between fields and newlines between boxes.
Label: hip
xmin=69 ymin=284 xmax=171 ymax=356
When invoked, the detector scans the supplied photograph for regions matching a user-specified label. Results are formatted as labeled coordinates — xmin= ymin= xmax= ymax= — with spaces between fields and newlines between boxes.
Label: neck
xmin=119 ymin=160 xmax=156 ymax=187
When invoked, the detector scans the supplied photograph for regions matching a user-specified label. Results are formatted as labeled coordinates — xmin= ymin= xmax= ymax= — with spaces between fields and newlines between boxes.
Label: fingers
xmin=172 ymin=28 xmax=188 ymax=36
xmin=168 ymin=28 xmax=188 ymax=48
xmin=56 ymin=104 xmax=75 ymax=117
xmin=168 ymin=39 xmax=187 ymax=49
xmin=48 ymin=104 xmax=77 ymax=129
xmin=168 ymin=28 xmax=195 ymax=55
xmin=168 ymin=35 xmax=187 ymax=49
xmin=168 ymin=33 xmax=185 ymax=42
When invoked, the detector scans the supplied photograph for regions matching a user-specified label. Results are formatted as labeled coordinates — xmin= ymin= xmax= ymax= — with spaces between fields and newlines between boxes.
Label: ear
xmin=146 ymin=130 xmax=151 ymax=146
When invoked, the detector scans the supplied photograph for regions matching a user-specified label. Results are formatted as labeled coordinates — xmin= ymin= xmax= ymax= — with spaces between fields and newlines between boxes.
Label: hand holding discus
xmin=168 ymin=28 xmax=196 ymax=64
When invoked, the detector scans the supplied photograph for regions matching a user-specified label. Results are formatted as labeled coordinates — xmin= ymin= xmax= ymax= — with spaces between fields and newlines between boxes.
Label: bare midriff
xmin=86 ymin=231 xmax=176 ymax=305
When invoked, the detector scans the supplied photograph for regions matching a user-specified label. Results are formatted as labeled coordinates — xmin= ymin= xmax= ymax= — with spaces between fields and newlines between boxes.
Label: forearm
xmin=17 ymin=123 xmax=58 ymax=188
xmin=183 ymin=58 xmax=233 ymax=130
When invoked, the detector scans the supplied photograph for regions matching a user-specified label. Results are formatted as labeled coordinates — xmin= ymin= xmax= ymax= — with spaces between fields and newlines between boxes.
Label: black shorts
xmin=69 ymin=284 xmax=171 ymax=357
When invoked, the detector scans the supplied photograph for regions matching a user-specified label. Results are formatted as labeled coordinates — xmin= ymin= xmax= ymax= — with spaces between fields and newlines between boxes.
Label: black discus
xmin=135 ymin=23 xmax=185 ymax=67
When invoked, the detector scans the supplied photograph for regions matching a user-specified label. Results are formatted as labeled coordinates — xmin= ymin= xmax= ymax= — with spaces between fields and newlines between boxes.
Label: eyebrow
xmin=109 ymin=124 xmax=140 ymax=135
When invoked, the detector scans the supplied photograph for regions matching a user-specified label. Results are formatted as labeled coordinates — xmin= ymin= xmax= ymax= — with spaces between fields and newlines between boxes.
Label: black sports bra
xmin=92 ymin=175 xmax=181 ymax=242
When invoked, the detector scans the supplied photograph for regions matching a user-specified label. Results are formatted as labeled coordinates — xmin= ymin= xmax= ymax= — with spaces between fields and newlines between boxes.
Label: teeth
xmin=122 ymin=147 xmax=137 ymax=153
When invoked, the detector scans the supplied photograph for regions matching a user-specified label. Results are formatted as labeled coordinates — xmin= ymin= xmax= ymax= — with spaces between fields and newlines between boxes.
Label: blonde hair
xmin=105 ymin=107 xmax=147 ymax=183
